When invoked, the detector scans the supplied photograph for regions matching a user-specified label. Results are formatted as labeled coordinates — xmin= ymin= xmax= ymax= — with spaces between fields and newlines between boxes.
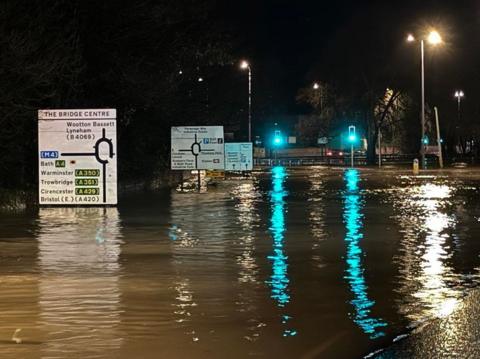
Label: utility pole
xmin=434 ymin=107 xmax=443 ymax=168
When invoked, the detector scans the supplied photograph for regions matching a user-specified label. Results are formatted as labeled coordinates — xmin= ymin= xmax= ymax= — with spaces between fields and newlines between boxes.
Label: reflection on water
xmin=393 ymin=180 xmax=468 ymax=322
xmin=308 ymin=170 xmax=327 ymax=267
xmin=2 ymin=168 xmax=480 ymax=358
xmin=232 ymin=182 xmax=260 ymax=284
xmin=231 ymin=181 xmax=265 ymax=342
xmin=268 ymin=166 xmax=296 ymax=337
xmin=169 ymin=189 xmax=231 ymax=344
xmin=37 ymin=207 xmax=123 ymax=358
xmin=343 ymin=169 xmax=387 ymax=339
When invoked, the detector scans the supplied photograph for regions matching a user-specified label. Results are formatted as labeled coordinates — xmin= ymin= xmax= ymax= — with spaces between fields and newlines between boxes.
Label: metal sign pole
xmin=434 ymin=107 xmax=444 ymax=168
xmin=197 ymin=170 xmax=201 ymax=192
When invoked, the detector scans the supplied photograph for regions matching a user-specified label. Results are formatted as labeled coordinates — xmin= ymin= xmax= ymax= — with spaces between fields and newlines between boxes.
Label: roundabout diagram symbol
xmin=62 ymin=128 xmax=115 ymax=203
xmin=178 ymin=133 xmax=215 ymax=169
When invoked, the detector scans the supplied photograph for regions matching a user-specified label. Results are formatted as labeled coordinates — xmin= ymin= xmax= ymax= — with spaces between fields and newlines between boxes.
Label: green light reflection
xmin=343 ymin=169 xmax=387 ymax=339
xmin=268 ymin=166 xmax=296 ymax=337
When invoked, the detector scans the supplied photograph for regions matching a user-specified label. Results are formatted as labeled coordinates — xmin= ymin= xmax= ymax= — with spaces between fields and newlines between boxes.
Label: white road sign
xmin=171 ymin=126 xmax=224 ymax=170
xmin=225 ymin=142 xmax=253 ymax=171
xmin=38 ymin=109 xmax=117 ymax=205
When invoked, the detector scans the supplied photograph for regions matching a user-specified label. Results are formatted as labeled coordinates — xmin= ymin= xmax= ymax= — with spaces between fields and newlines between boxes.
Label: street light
xmin=454 ymin=90 xmax=465 ymax=121
xmin=406 ymin=29 xmax=443 ymax=168
xmin=313 ymin=82 xmax=320 ymax=90
xmin=454 ymin=90 xmax=465 ymax=148
xmin=240 ymin=60 xmax=252 ymax=142
xmin=273 ymin=130 xmax=283 ymax=146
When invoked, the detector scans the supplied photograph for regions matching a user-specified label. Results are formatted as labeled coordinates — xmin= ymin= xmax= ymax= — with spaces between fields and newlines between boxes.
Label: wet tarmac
xmin=374 ymin=288 xmax=480 ymax=358
xmin=1 ymin=167 xmax=480 ymax=358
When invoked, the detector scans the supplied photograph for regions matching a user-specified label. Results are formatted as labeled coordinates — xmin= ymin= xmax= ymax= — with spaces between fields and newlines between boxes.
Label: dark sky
xmin=218 ymin=0 xmax=480 ymax=118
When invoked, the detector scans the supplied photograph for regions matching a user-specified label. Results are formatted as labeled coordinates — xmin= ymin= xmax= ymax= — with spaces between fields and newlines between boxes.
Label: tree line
xmin=0 ymin=0 xmax=236 ymax=190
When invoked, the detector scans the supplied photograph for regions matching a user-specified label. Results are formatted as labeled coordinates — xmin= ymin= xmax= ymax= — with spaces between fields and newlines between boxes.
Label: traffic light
xmin=422 ymin=136 xmax=429 ymax=145
xmin=348 ymin=125 xmax=356 ymax=142
xmin=273 ymin=130 xmax=283 ymax=146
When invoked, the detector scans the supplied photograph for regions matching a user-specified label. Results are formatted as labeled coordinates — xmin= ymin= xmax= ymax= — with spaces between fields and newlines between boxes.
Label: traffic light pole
xmin=351 ymin=143 xmax=354 ymax=168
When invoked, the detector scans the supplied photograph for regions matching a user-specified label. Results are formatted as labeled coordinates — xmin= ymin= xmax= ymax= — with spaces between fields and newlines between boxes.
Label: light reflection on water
xmin=1 ymin=169 xmax=480 ymax=358
xmin=37 ymin=207 xmax=123 ymax=358
xmin=343 ymin=169 xmax=387 ymax=339
xmin=268 ymin=166 xmax=296 ymax=337
xmin=231 ymin=181 xmax=265 ymax=342
xmin=308 ymin=170 xmax=327 ymax=267
xmin=392 ymin=180 xmax=473 ymax=322
xmin=232 ymin=182 xmax=260 ymax=284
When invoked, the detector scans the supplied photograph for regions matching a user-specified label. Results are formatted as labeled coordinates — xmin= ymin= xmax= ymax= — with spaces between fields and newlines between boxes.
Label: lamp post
xmin=407 ymin=30 xmax=442 ymax=168
xmin=454 ymin=90 xmax=464 ymax=153
xmin=454 ymin=90 xmax=464 ymax=123
xmin=240 ymin=60 xmax=252 ymax=142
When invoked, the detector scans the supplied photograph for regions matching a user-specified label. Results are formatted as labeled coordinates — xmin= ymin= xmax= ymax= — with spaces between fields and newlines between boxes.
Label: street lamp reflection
xmin=268 ymin=166 xmax=296 ymax=337
xmin=343 ymin=169 xmax=387 ymax=339
xmin=394 ymin=182 xmax=461 ymax=321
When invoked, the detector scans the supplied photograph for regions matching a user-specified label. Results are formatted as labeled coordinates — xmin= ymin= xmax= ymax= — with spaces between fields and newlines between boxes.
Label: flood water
xmin=1 ymin=167 xmax=480 ymax=358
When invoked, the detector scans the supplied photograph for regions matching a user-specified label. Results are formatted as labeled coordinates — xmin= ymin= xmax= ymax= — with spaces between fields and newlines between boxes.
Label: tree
xmin=0 ymin=0 xmax=83 ymax=189
xmin=295 ymin=82 xmax=335 ymax=145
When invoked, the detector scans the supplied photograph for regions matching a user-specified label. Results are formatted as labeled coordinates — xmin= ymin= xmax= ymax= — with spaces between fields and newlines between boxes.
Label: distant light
xmin=407 ymin=34 xmax=415 ymax=42
xmin=327 ymin=151 xmax=333 ymax=156
xmin=198 ymin=77 xmax=204 ymax=82
xmin=423 ymin=136 xmax=429 ymax=145
xmin=240 ymin=60 xmax=249 ymax=70
xmin=178 ymin=70 xmax=183 ymax=75
xmin=313 ymin=82 xmax=320 ymax=90
xmin=427 ymin=30 xmax=442 ymax=45
xmin=339 ymin=152 xmax=344 ymax=156
xmin=454 ymin=90 xmax=465 ymax=98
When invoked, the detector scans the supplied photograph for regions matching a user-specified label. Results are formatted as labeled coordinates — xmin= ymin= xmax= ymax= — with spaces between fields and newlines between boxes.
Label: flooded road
xmin=1 ymin=167 xmax=480 ymax=358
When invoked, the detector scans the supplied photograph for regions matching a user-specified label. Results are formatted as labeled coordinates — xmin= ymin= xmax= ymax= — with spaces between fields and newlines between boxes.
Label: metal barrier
xmin=254 ymin=154 xmax=439 ymax=167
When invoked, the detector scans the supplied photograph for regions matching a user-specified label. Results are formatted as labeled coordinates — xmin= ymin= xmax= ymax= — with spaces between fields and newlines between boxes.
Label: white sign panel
xmin=171 ymin=126 xmax=224 ymax=170
xmin=38 ymin=109 xmax=117 ymax=205
xmin=225 ymin=142 xmax=253 ymax=171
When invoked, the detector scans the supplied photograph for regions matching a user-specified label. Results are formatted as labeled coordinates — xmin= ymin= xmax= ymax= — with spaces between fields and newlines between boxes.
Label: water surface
xmin=1 ymin=167 xmax=480 ymax=358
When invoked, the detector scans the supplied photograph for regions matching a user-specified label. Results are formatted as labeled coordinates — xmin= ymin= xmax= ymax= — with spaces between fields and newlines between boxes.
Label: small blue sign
xmin=40 ymin=151 xmax=59 ymax=159
xmin=203 ymin=138 xmax=210 ymax=144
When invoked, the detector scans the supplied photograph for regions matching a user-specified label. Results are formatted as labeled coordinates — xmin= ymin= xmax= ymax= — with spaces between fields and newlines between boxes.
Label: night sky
xmin=219 ymin=0 xmax=480 ymax=117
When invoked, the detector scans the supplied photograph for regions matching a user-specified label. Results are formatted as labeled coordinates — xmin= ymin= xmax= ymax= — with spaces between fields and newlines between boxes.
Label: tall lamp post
xmin=454 ymin=90 xmax=464 ymax=153
xmin=240 ymin=60 xmax=252 ymax=142
xmin=407 ymin=30 xmax=442 ymax=168
xmin=454 ymin=90 xmax=464 ymax=122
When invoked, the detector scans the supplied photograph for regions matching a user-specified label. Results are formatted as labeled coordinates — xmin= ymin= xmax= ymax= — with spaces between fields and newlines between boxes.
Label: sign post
xmin=225 ymin=143 xmax=253 ymax=171
xmin=38 ymin=109 xmax=117 ymax=205
xmin=171 ymin=126 xmax=225 ymax=191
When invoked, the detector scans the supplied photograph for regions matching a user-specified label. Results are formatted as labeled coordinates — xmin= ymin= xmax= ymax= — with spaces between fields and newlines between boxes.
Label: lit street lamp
xmin=454 ymin=90 xmax=464 ymax=152
xmin=407 ymin=30 xmax=443 ymax=168
xmin=454 ymin=90 xmax=465 ymax=120
xmin=240 ymin=60 xmax=252 ymax=142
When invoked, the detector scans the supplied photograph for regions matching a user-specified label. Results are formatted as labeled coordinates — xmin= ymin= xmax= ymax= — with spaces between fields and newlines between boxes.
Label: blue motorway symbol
xmin=40 ymin=151 xmax=59 ymax=159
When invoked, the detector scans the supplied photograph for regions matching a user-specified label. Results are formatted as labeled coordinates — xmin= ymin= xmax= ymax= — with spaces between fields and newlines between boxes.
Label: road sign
xmin=225 ymin=142 xmax=253 ymax=171
xmin=38 ymin=109 xmax=117 ymax=205
xmin=317 ymin=137 xmax=328 ymax=145
xmin=171 ymin=126 xmax=224 ymax=170
xmin=206 ymin=170 xmax=225 ymax=179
